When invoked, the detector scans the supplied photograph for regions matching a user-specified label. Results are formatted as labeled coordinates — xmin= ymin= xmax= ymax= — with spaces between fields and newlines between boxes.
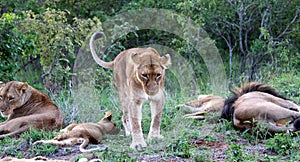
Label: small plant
xmin=99 ymin=148 xmax=133 ymax=162
xmin=262 ymin=155 xmax=279 ymax=161
xmin=265 ymin=133 xmax=299 ymax=156
xmin=30 ymin=144 xmax=58 ymax=156
xmin=194 ymin=154 xmax=212 ymax=162
xmin=72 ymin=154 xmax=86 ymax=162
xmin=165 ymin=137 xmax=194 ymax=158
xmin=241 ymin=120 xmax=272 ymax=143
xmin=225 ymin=143 xmax=243 ymax=161
xmin=214 ymin=119 xmax=234 ymax=132
xmin=18 ymin=128 xmax=59 ymax=156
xmin=20 ymin=128 xmax=57 ymax=144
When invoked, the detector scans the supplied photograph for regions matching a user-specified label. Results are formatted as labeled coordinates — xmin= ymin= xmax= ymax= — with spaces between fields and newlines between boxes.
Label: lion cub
xmin=0 ymin=81 xmax=64 ymax=139
xmin=90 ymin=32 xmax=171 ymax=150
xmin=33 ymin=112 xmax=120 ymax=152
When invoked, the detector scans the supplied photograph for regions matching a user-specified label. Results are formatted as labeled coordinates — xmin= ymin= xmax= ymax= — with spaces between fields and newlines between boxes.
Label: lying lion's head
xmin=99 ymin=112 xmax=120 ymax=135
xmin=0 ymin=81 xmax=32 ymax=117
xmin=130 ymin=48 xmax=171 ymax=96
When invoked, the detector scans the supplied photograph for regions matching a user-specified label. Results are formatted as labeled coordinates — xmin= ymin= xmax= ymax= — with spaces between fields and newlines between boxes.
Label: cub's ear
xmin=104 ymin=112 xmax=112 ymax=121
xmin=20 ymin=82 xmax=29 ymax=93
xmin=160 ymin=54 xmax=171 ymax=69
xmin=129 ymin=52 xmax=140 ymax=65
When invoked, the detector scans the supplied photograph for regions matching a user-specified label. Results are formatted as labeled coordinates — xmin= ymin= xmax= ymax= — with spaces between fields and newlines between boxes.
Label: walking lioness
xmin=90 ymin=32 xmax=171 ymax=150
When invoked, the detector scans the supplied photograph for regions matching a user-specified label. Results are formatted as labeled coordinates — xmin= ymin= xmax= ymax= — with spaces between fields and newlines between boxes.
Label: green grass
xmin=1 ymin=73 xmax=300 ymax=161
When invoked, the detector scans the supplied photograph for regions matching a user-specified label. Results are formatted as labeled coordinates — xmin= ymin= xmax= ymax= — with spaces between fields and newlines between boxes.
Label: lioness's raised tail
xmin=90 ymin=32 xmax=114 ymax=69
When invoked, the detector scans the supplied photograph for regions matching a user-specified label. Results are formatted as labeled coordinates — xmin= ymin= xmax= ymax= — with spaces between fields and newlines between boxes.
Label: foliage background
xmin=0 ymin=0 xmax=299 ymax=161
xmin=0 ymin=0 xmax=299 ymax=91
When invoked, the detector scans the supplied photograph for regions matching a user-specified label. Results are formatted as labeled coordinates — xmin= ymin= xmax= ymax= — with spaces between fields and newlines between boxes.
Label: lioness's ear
xmin=0 ymin=81 xmax=5 ymax=89
xmin=104 ymin=112 xmax=112 ymax=121
xmin=147 ymin=47 xmax=159 ymax=54
xmin=160 ymin=54 xmax=171 ymax=69
xmin=20 ymin=82 xmax=29 ymax=93
xmin=130 ymin=52 xmax=140 ymax=65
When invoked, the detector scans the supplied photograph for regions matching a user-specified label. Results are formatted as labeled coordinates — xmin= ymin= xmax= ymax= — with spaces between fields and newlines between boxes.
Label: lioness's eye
xmin=141 ymin=74 xmax=148 ymax=79
xmin=156 ymin=74 xmax=162 ymax=79
xmin=8 ymin=96 xmax=14 ymax=101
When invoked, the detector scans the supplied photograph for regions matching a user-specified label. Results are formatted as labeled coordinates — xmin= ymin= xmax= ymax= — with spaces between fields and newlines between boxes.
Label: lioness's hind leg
xmin=33 ymin=139 xmax=66 ymax=146
xmin=34 ymin=138 xmax=80 ymax=147
xmin=120 ymin=96 xmax=132 ymax=136
xmin=122 ymin=111 xmax=131 ymax=136
xmin=60 ymin=124 xmax=78 ymax=133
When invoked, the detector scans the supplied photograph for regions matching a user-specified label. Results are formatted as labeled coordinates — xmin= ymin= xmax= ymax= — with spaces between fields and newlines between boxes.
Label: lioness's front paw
xmin=130 ymin=140 xmax=147 ymax=151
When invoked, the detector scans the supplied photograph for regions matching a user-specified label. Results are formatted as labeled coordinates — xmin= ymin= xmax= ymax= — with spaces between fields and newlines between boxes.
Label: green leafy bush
xmin=265 ymin=133 xmax=300 ymax=156
xmin=0 ymin=13 xmax=35 ymax=81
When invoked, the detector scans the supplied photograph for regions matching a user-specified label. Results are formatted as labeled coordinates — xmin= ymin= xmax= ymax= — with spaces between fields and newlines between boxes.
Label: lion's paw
xmin=130 ymin=141 xmax=147 ymax=151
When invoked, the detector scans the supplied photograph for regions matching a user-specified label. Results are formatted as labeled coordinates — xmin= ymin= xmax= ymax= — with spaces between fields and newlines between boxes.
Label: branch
xmin=220 ymin=19 xmax=240 ymax=29
xmin=237 ymin=4 xmax=246 ymax=56
xmin=259 ymin=3 xmax=270 ymax=39
xmin=244 ymin=27 xmax=251 ymax=53
xmin=33 ymin=56 xmax=58 ymax=84
xmin=14 ymin=56 xmax=39 ymax=74
xmin=225 ymin=0 xmax=235 ymax=7
xmin=276 ymin=8 xmax=299 ymax=39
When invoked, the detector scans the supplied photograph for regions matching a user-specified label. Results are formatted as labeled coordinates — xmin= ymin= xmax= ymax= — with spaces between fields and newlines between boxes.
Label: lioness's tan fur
xmin=221 ymin=82 xmax=300 ymax=132
xmin=0 ymin=81 xmax=64 ymax=139
xmin=33 ymin=112 xmax=120 ymax=152
xmin=90 ymin=32 xmax=171 ymax=150
xmin=1 ymin=156 xmax=67 ymax=162
xmin=177 ymin=95 xmax=225 ymax=119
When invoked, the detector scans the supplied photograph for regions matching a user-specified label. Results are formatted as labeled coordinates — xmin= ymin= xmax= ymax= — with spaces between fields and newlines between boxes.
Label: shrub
xmin=265 ymin=133 xmax=300 ymax=156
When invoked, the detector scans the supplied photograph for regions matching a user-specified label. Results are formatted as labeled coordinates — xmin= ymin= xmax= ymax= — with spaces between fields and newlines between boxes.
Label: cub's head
xmin=130 ymin=48 xmax=171 ymax=96
xmin=0 ymin=81 xmax=32 ymax=117
xmin=99 ymin=112 xmax=120 ymax=135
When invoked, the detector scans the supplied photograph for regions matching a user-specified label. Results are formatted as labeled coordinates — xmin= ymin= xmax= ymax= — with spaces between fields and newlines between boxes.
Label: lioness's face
xmin=137 ymin=64 xmax=164 ymax=96
xmin=0 ymin=81 xmax=30 ymax=117
xmin=130 ymin=48 xmax=171 ymax=96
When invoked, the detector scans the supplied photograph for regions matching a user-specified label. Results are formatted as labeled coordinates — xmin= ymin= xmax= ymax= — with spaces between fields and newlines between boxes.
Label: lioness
xmin=177 ymin=95 xmax=225 ymax=120
xmin=90 ymin=32 xmax=171 ymax=150
xmin=1 ymin=156 xmax=67 ymax=162
xmin=221 ymin=82 xmax=300 ymax=132
xmin=33 ymin=112 xmax=120 ymax=152
xmin=0 ymin=81 xmax=63 ymax=139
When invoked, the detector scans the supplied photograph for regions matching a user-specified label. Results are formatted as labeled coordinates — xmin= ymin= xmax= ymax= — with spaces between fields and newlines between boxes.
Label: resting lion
xmin=90 ymin=32 xmax=171 ymax=150
xmin=1 ymin=156 xmax=67 ymax=162
xmin=0 ymin=81 xmax=64 ymax=139
xmin=221 ymin=82 xmax=300 ymax=132
xmin=177 ymin=95 xmax=225 ymax=120
xmin=33 ymin=112 xmax=120 ymax=152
